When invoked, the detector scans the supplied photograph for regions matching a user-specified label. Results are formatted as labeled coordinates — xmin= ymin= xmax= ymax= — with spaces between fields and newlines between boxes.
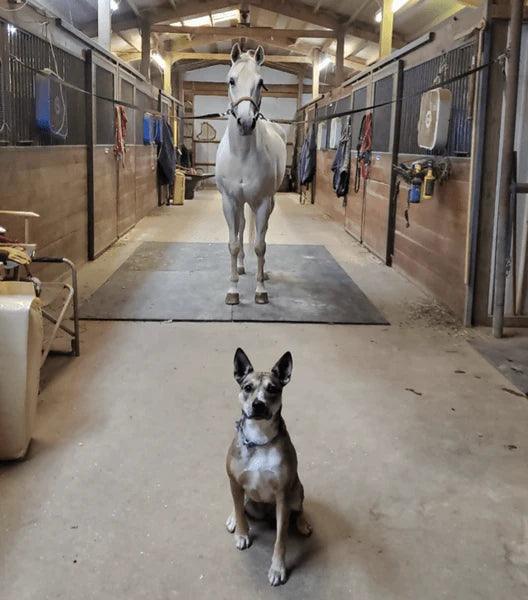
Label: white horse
xmin=216 ymin=44 xmax=287 ymax=305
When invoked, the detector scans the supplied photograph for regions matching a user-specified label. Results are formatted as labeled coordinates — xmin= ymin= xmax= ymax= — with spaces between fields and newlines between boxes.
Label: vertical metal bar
xmin=386 ymin=60 xmax=403 ymax=266
xmin=85 ymin=50 xmax=96 ymax=260
xmin=492 ymin=0 xmax=524 ymax=338
xmin=464 ymin=18 xmax=491 ymax=326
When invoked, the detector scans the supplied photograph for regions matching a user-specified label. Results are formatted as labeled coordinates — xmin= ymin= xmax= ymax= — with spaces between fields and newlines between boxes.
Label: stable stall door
xmin=93 ymin=60 xmax=118 ymax=257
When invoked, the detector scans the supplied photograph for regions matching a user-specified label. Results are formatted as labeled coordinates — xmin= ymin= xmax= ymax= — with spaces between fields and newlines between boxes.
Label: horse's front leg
xmin=237 ymin=207 xmax=246 ymax=275
xmin=222 ymin=195 xmax=242 ymax=305
xmin=254 ymin=198 xmax=273 ymax=304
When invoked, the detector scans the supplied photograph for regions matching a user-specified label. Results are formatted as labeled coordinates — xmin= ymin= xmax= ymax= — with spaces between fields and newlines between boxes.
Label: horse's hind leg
xmin=237 ymin=207 xmax=246 ymax=275
xmin=254 ymin=198 xmax=273 ymax=304
xmin=222 ymin=195 xmax=241 ymax=305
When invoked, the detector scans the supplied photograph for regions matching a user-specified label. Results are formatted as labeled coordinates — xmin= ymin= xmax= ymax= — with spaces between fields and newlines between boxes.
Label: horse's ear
xmin=255 ymin=45 xmax=265 ymax=66
xmin=231 ymin=43 xmax=242 ymax=64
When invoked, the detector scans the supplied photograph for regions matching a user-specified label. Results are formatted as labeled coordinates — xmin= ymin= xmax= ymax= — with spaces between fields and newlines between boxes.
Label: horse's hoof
xmin=255 ymin=292 xmax=269 ymax=304
xmin=237 ymin=266 xmax=246 ymax=275
xmin=225 ymin=292 xmax=240 ymax=305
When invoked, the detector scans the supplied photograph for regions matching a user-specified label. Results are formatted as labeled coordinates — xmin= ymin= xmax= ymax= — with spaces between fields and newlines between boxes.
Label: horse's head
xmin=228 ymin=43 xmax=266 ymax=136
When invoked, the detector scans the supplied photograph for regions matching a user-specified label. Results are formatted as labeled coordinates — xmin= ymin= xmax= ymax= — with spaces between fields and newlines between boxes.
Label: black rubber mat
xmin=80 ymin=242 xmax=388 ymax=324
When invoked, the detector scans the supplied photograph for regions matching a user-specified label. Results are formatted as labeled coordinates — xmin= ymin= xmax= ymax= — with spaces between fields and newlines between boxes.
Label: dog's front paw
xmin=268 ymin=561 xmax=287 ymax=586
xmin=235 ymin=534 xmax=251 ymax=550
xmin=226 ymin=512 xmax=236 ymax=533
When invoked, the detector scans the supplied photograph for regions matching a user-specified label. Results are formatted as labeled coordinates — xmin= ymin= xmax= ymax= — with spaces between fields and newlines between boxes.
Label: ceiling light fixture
xmin=212 ymin=9 xmax=240 ymax=24
xmin=374 ymin=0 xmax=411 ymax=23
xmin=182 ymin=15 xmax=213 ymax=27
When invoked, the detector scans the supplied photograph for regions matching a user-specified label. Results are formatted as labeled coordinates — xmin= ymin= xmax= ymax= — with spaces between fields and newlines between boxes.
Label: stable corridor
xmin=2 ymin=193 xmax=528 ymax=600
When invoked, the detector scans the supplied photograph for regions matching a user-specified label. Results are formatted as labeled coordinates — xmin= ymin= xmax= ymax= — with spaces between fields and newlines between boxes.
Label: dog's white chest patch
xmin=242 ymin=447 xmax=282 ymax=503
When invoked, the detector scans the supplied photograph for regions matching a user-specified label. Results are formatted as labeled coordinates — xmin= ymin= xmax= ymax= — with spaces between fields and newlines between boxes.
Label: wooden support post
xmin=379 ymin=0 xmax=393 ymax=58
xmin=312 ymin=48 xmax=321 ymax=99
xmin=297 ymin=73 xmax=304 ymax=109
xmin=97 ymin=0 xmax=111 ymax=50
xmin=335 ymin=27 xmax=345 ymax=85
xmin=177 ymin=70 xmax=184 ymax=106
xmin=164 ymin=59 xmax=172 ymax=96
xmin=140 ymin=21 xmax=151 ymax=81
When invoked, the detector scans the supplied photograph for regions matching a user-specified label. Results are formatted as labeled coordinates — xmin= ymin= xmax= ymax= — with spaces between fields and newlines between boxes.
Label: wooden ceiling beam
xmin=172 ymin=52 xmax=312 ymax=63
xmin=150 ymin=25 xmax=336 ymax=38
xmin=183 ymin=80 xmax=315 ymax=96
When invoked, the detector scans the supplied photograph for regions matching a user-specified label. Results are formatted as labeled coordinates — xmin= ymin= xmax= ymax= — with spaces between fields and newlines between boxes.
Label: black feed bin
xmin=184 ymin=177 xmax=195 ymax=199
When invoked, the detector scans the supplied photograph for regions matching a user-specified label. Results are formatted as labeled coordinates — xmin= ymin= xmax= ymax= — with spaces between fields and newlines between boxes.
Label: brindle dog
xmin=225 ymin=348 xmax=312 ymax=586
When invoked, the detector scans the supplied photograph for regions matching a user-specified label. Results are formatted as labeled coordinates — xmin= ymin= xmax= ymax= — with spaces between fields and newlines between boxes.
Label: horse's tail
xmin=246 ymin=204 xmax=256 ymax=246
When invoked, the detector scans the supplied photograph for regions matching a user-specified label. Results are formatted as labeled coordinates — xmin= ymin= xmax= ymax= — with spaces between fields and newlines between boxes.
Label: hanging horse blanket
xmin=331 ymin=116 xmax=352 ymax=199
xmin=298 ymin=124 xmax=317 ymax=185
xmin=157 ymin=118 xmax=176 ymax=186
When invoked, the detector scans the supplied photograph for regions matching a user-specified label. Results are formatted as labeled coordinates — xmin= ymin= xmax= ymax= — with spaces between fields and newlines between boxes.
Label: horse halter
xmin=228 ymin=83 xmax=269 ymax=120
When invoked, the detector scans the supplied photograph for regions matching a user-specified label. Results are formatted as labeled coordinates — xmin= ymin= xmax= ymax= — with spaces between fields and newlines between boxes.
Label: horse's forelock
xmin=230 ymin=53 xmax=259 ymax=78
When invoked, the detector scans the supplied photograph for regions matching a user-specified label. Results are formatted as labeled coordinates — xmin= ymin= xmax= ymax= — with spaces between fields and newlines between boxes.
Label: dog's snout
xmin=252 ymin=399 xmax=265 ymax=411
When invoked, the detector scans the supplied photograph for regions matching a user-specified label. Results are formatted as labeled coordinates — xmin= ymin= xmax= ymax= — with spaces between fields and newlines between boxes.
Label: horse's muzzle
xmin=237 ymin=116 xmax=257 ymax=135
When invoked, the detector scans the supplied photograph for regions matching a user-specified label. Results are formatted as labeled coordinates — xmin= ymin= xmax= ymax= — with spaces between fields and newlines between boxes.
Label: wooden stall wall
xmin=314 ymin=150 xmax=345 ymax=224
xmin=0 ymin=147 xmax=88 ymax=275
xmin=118 ymin=146 xmax=137 ymax=236
xmin=93 ymin=146 xmax=118 ymax=257
xmin=308 ymin=25 xmax=476 ymax=320
xmin=392 ymin=157 xmax=470 ymax=317
xmin=135 ymin=145 xmax=158 ymax=220
xmin=346 ymin=154 xmax=393 ymax=261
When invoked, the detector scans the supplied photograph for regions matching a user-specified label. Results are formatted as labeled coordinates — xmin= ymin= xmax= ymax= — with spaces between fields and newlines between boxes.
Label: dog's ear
xmin=271 ymin=351 xmax=293 ymax=386
xmin=234 ymin=348 xmax=254 ymax=384
xmin=255 ymin=45 xmax=265 ymax=66
xmin=231 ymin=43 xmax=242 ymax=64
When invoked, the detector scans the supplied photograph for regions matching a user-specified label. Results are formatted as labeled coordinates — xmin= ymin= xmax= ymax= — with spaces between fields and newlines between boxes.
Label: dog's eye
xmin=267 ymin=384 xmax=279 ymax=394
xmin=229 ymin=77 xmax=235 ymax=86
xmin=243 ymin=384 xmax=253 ymax=393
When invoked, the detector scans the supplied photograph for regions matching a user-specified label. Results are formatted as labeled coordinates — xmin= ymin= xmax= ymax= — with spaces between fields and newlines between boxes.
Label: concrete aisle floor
xmin=1 ymin=192 xmax=528 ymax=600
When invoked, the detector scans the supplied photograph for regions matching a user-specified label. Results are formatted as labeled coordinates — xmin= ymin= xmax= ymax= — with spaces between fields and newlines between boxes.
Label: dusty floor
xmin=1 ymin=191 xmax=528 ymax=599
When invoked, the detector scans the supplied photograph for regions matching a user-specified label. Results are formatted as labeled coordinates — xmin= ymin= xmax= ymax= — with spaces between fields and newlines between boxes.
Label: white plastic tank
xmin=0 ymin=282 xmax=43 ymax=459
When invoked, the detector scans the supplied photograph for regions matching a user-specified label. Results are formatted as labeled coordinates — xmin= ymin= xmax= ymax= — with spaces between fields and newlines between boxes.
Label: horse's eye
xmin=229 ymin=77 xmax=235 ymax=86
xmin=244 ymin=384 xmax=253 ymax=393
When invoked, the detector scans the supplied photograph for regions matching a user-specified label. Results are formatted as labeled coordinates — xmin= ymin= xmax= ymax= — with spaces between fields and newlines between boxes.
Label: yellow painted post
xmin=312 ymin=48 xmax=321 ymax=99
xmin=163 ymin=58 xmax=172 ymax=96
xmin=379 ymin=0 xmax=394 ymax=59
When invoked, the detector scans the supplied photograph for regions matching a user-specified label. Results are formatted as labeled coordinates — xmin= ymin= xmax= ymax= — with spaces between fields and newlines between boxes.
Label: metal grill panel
xmin=372 ymin=75 xmax=393 ymax=152
xmin=400 ymin=43 xmax=476 ymax=156
xmin=1 ymin=20 xmax=86 ymax=145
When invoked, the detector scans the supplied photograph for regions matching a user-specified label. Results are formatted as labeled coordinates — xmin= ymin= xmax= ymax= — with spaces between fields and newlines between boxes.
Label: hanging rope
xmin=113 ymin=105 xmax=127 ymax=166
xmin=354 ymin=112 xmax=373 ymax=194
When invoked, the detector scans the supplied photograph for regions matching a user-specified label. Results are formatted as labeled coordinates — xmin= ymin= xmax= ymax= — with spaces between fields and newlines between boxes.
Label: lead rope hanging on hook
xmin=354 ymin=112 xmax=372 ymax=194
